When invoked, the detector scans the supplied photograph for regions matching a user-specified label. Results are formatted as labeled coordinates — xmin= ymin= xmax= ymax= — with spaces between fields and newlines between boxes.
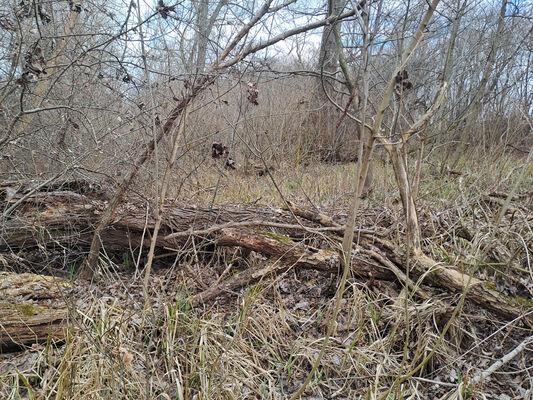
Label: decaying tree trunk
xmin=0 ymin=183 xmax=531 ymax=325
xmin=0 ymin=272 xmax=73 ymax=351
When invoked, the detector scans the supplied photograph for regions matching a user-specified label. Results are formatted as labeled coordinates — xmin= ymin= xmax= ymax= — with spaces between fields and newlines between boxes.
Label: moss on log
xmin=0 ymin=272 xmax=73 ymax=352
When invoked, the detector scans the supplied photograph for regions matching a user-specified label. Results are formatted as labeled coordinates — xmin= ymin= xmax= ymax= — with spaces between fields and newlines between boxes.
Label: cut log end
xmin=0 ymin=272 xmax=73 ymax=352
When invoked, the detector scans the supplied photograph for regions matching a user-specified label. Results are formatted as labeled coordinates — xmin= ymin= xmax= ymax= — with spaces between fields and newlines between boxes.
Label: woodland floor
xmin=1 ymin=155 xmax=532 ymax=400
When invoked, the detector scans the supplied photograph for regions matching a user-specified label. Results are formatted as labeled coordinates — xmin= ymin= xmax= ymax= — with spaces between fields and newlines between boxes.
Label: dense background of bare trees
xmin=0 ymin=0 xmax=530 ymax=183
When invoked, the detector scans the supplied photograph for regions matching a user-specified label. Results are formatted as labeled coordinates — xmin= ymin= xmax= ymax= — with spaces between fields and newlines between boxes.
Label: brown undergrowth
xmin=1 ymin=156 xmax=532 ymax=399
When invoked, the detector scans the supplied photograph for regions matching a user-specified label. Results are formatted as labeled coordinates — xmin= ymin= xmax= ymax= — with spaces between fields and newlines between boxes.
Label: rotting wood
xmin=0 ymin=272 xmax=73 ymax=352
xmin=0 ymin=184 xmax=531 ymax=323
xmin=216 ymin=228 xmax=392 ymax=278
xmin=288 ymin=203 xmax=532 ymax=325
xmin=188 ymin=228 xmax=392 ymax=306
xmin=411 ymin=252 xmax=530 ymax=323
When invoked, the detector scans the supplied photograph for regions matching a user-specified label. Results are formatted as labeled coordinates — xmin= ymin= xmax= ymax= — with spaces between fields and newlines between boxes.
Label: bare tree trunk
xmin=315 ymin=0 xmax=346 ymax=159
xmin=318 ymin=0 xmax=344 ymax=74
xmin=414 ymin=0 xmax=466 ymax=205
xmin=449 ymin=0 xmax=508 ymax=168
xmin=388 ymin=146 xmax=422 ymax=251
xmin=366 ymin=0 xmax=443 ymax=254
xmin=193 ymin=0 xmax=227 ymax=73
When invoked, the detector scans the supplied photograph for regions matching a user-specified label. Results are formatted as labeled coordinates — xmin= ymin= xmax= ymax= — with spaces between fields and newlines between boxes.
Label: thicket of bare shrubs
xmin=1 ymin=0 xmax=532 ymax=399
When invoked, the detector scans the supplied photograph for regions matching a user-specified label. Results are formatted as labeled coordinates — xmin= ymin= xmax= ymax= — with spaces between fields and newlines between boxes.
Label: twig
xmin=510 ymin=231 xmax=533 ymax=281
xmin=472 ymin=335 xmax=533 ymax=383
xmin=363 ymin=249 xmax=430 ymax=300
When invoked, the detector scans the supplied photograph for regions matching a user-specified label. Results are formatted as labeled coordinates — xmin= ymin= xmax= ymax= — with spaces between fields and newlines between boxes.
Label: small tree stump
xmin=0 ymin=272 xmax=73 ymax=352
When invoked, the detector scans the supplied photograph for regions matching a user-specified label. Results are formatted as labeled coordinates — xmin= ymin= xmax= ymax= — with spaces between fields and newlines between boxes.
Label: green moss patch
xmin=258 ymin=231 xmax=293 ymax=245
xmin=16 ymin=304 xmax=36 ymax=316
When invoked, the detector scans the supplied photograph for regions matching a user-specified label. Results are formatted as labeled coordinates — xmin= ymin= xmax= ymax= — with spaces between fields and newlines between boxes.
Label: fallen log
xmin=413 ymin=252 xmax=529 ymax=322
xmin=0 ymin=183 xmax=530 ymax=324
xmin=285 ymin=202 xmax=532 ymax=325
xmin=216 ymin=228 xmax=391 ymax=277
xmin=0 ymin=272 xmax=73 ymax=351
xmin=0 ymin=189 xmax=330 ymax=251
xmin=190 ymin=228 xmax=395 ymax=305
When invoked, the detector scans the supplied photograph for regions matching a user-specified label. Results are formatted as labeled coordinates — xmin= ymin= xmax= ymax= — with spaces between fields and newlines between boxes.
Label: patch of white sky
xmin=252 ymin=0 xmax=326 ymax=63
xmin=118 ymin=0 xmax=517 ymax=72
xmin=127 ymin=0 xmax=329 ymax=65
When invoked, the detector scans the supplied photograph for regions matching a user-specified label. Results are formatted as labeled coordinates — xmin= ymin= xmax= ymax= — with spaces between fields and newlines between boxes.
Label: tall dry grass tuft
xmin=0 ymin=265 xmax=471 ymax=399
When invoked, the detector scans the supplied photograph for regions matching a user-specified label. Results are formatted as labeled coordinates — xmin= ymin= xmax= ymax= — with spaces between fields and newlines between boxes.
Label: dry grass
xmin=162 ymin=148 xmax=531 ymax=210
xmin=0 ymin=270 xmax=469 ymax=399
xmin=1 ymin=152 xmax=532 ymax=399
